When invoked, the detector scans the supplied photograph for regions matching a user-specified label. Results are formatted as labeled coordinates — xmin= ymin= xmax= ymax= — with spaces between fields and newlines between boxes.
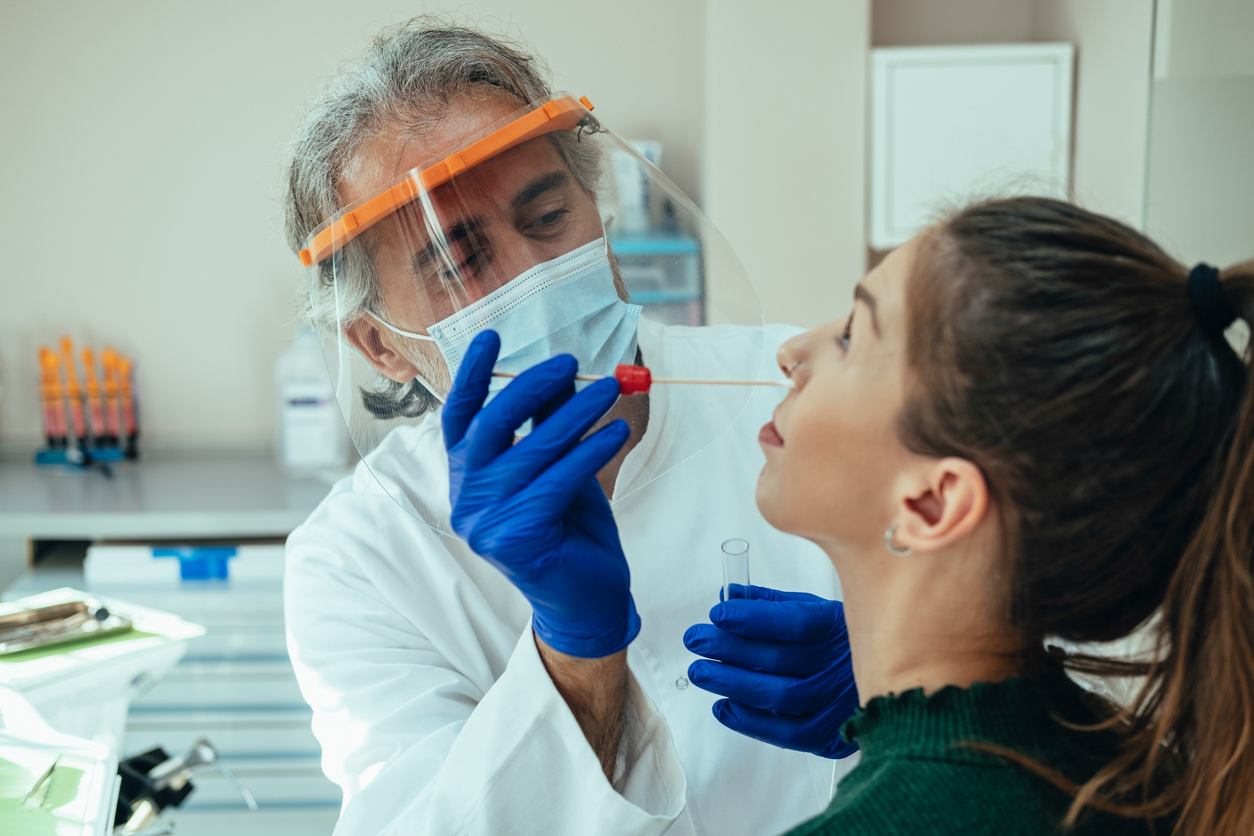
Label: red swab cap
xmin=614 ymin=364 xmax=652 ymax=395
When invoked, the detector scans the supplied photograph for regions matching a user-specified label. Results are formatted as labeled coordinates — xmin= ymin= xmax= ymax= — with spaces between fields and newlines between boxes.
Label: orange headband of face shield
xmin=298 ymin=95 xmax=595 ymax=268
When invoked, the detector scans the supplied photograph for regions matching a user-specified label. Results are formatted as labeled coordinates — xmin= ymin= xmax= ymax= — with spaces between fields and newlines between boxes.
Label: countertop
xmin=0 ymin=456 xmax=338 ymax=541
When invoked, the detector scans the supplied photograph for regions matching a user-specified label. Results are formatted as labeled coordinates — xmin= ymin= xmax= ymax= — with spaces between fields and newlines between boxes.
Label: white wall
xmin=1145 ymin=0 xmax=1254 ymax=267
xmin=0 ymin=0 xmax=703 ymax=452
xmin=1029 ymin=0 xmax=1155 ymax=230
xmin=873 ymin=0 xmax=1033 ymax=45
xmin=703 ymin=0 xmax=871 ymax=329
xmin=872 ymin=0 xmax=1155 ymax=232
xmin=1156 ymin=0 xmax=1254 ymax=80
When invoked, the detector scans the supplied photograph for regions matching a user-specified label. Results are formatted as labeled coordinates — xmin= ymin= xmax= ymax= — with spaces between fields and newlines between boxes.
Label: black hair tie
xmin=1187 ymin=263 xmax=1239 ymax=338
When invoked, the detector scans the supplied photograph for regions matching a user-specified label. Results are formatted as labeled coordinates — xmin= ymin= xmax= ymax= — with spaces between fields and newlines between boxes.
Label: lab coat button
xmin=675 ymin=676 xmax=689 ymax=690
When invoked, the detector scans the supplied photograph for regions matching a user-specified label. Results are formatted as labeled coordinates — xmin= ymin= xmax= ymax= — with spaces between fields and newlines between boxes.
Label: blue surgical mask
xmin=368 ymin=237 xmax=642 ymax=396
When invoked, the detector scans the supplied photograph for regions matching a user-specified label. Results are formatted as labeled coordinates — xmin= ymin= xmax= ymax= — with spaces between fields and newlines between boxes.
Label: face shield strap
xmin=365 ymin=310 xmax=435 ymax=342
xmin=360 ymin=311 xmax=446 ymax=405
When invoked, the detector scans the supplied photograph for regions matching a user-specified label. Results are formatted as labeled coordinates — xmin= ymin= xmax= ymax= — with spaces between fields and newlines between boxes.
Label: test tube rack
xmin=36 ymin=337 xmax=140 ymax=467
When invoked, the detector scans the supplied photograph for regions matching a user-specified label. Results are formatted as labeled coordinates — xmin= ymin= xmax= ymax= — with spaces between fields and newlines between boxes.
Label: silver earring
xmin=884 ymin=524 xmax=913 ymax=556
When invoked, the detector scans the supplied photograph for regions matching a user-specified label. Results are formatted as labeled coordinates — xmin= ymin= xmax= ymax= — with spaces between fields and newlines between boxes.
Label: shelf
xmin=629 ymin=291 xmax=702 ymax=305
xmin=609 ymin=234 xmax=700 ymax=256
xmin=0 ymin=456 xmax=336 ymax=541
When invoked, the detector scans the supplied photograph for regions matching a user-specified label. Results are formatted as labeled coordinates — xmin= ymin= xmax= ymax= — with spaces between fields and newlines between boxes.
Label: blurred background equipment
xmin=85 ymin=543 xmax=341 ymax=828
xmin=0 ymin=683 xmax=119 ymax=836
xmin=35 ymin=337 xmax=140 ymax=469
xmin=611 ymin=139 xmax=706 ymax=327
xmin=274 ymin=329 xmax=349 ymax=474
xmin=0 ymin=588 xmax=203 ymax=751
xmin=115 ymin=737 xmax=258 ymax=834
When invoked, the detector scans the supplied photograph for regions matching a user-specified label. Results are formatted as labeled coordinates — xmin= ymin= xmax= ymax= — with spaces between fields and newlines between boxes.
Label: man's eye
xmin=440 ymin=254 xmax=478 ymax=280
xmin=527 ymin=207 xmax=569 ymax=232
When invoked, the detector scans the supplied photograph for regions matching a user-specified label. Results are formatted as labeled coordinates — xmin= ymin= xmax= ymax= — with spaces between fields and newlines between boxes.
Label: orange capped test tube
xmin=37 ymin=348 xmax=55 ymax=446
xmin=101 ymin=348 xmax=121 ymax=446
xmin=39 ymin=348 xmax=67 ymax=448
xmin=60 ymin=336 xmax=87 ymax=447
xmin=82 ymin=347 xmax=106 ymax=443
xmin=118 ymin=355 xmax=139 ymax=458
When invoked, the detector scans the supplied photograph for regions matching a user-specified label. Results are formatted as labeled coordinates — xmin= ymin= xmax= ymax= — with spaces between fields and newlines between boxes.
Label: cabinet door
xmin=870 ymin=43 xmax=1074 ymax=249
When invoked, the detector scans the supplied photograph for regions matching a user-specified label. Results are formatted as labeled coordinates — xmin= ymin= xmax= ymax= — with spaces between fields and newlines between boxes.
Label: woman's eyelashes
xmin=839 ymin=312 xmax=854 ymax=353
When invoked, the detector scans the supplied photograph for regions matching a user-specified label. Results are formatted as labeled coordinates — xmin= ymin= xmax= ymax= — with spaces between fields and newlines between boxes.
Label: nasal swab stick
xmin=491 ymin=364 xmax=795 ymax=395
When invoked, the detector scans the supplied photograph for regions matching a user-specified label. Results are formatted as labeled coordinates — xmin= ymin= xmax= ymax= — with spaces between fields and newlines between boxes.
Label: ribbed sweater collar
xmin=841 ymin=666 xmax=1096 ymax=763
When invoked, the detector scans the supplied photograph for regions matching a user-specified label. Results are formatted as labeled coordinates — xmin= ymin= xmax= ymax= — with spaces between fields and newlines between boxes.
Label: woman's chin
xmin=755 ymin=468 xmax=789 ymax=533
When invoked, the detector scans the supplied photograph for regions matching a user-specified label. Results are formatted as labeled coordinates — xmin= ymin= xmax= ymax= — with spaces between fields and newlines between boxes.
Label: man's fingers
xmin=509 ymin=420 xmax=631 ymax=523
xmin=461 ymin=355 xmax=579 ymax=468
xmin=489 ymin=378 xmax=621 ymax=495
xmin=533 ymin=381 xmax=576 ymax=428
xmin=442 ymin=330 xmax=500 ymax=449
xmin=709 ymin=598 xmax=844 ymax=643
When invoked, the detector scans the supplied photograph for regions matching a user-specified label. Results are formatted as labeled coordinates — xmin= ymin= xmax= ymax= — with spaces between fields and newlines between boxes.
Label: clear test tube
xmin=720 ymin=538 xmax=751 ymax=601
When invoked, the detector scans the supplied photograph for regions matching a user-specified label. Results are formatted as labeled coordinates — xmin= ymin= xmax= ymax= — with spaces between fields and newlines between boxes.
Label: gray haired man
xmin=283 ymin=19 xmax=852 ymax=835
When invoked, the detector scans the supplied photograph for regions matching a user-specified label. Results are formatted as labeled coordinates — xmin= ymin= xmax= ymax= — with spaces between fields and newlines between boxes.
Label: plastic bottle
xmin=274 ymin=329 xmax=349 ymax=472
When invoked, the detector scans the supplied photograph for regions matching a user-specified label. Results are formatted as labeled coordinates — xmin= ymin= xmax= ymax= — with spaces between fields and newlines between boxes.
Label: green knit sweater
xmin=786 ymin=667 xmax=1160 ymax=835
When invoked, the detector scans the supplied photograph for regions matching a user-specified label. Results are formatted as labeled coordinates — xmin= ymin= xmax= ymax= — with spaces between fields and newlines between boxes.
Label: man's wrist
xmin=535 ymin=631 xmax=628 ymax=780
xmin=531 ymin=596 xmax=642 ymax=660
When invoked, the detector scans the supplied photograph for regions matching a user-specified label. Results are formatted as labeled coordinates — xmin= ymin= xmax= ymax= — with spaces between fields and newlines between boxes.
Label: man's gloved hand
xmin=443 ymin=330 xmax=639 ymax=659
xmin=683 ymin=585 xmax=860 ymax=758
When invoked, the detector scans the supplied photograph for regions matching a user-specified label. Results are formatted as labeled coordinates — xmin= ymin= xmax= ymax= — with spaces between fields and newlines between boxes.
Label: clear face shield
xmin=301 ymin=94 xmax=765 ymax=530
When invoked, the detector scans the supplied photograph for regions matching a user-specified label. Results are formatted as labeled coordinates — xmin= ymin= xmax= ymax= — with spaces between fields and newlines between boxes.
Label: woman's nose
xmin=777 ymin=333 xmax=809 ymax=386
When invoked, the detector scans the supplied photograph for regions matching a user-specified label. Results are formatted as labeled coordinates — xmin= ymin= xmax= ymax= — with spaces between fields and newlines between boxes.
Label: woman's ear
xmin=344 ymin=318 xmax=421 ymax=383
xmin=891 ymin=457 xmax=990 ymax=553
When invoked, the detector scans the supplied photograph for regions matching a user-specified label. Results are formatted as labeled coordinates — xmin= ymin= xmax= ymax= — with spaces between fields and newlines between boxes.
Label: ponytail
xmin=1088 ymin=261 xmax=1254 ymax=835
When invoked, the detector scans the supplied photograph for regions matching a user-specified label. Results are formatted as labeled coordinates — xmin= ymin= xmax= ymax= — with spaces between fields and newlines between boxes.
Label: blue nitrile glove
xmin=683 ymin=585 xmax=860 ymax=758
xmin=443 ymin=330 xmax=640 ymax=659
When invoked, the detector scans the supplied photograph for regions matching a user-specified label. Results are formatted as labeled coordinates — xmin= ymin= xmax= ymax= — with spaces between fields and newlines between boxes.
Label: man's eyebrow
xmin=854 ymin=283 xmax=881 ymax=337
xmin=411 ymin=218 xmax=480 ymax=273
xmin=511 ymin=170 xmax=570 ymax=210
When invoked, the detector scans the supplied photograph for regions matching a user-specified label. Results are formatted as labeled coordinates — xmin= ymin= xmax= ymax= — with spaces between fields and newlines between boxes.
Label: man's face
xmin=338 ymin=91 xmax=604 ymax=389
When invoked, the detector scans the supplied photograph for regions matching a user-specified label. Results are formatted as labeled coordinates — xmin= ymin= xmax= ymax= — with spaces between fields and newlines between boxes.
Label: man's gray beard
xmin=404 ymin=341 xmax=452 ymax=400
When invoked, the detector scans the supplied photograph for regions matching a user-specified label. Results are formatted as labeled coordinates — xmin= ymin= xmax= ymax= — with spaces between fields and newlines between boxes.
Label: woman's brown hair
xmin=901 ymin=197 xmax=1254 ymax=834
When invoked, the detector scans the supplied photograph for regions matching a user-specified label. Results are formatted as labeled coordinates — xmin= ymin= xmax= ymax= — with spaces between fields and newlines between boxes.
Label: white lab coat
xmin=285 ymin=318 xmax=857 ymax=836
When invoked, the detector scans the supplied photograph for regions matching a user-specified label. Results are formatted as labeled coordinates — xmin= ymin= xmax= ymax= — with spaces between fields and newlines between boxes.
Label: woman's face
xmin=756 ymin=237 xmax=919 ymax=554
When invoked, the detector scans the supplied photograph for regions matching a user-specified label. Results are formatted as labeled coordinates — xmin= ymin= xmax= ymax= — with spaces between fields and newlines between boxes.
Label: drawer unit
xmin=125 ymin=709 xmax=321 ymax=759
xmin=86 ymin=543 xmax=341 ymax=831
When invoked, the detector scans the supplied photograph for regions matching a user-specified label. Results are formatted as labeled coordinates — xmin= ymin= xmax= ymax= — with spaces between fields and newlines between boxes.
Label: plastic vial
xmin=275 ymin=328 xmax=349 ymax=472
xmin=721 ymin=538 xmax=751 ymax=601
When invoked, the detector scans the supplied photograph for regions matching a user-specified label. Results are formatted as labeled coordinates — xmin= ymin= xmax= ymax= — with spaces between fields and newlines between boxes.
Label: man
xmin=282 ymin=19 xmax=856 ymax=836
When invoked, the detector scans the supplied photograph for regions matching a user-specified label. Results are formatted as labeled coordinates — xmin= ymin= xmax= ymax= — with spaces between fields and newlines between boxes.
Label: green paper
xmin=0 ymin=804 xmax=63 ymax=836
xmin=41 ymin=766 xmax=84 ymax=811
xmin=0 ymin=755 xmax=36 ymax=799
xmin=0 ymin=628 xmax=158 ymax=663
xmin=0 ymin=758 xmax=88 ymax=835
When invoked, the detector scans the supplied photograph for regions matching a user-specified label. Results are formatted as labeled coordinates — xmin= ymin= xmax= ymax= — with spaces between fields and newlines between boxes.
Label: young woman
xmin=744 ymin=197 xmax=1254 ymax=835
xmin=442 ymin=197 xmax=1254 ymax=835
